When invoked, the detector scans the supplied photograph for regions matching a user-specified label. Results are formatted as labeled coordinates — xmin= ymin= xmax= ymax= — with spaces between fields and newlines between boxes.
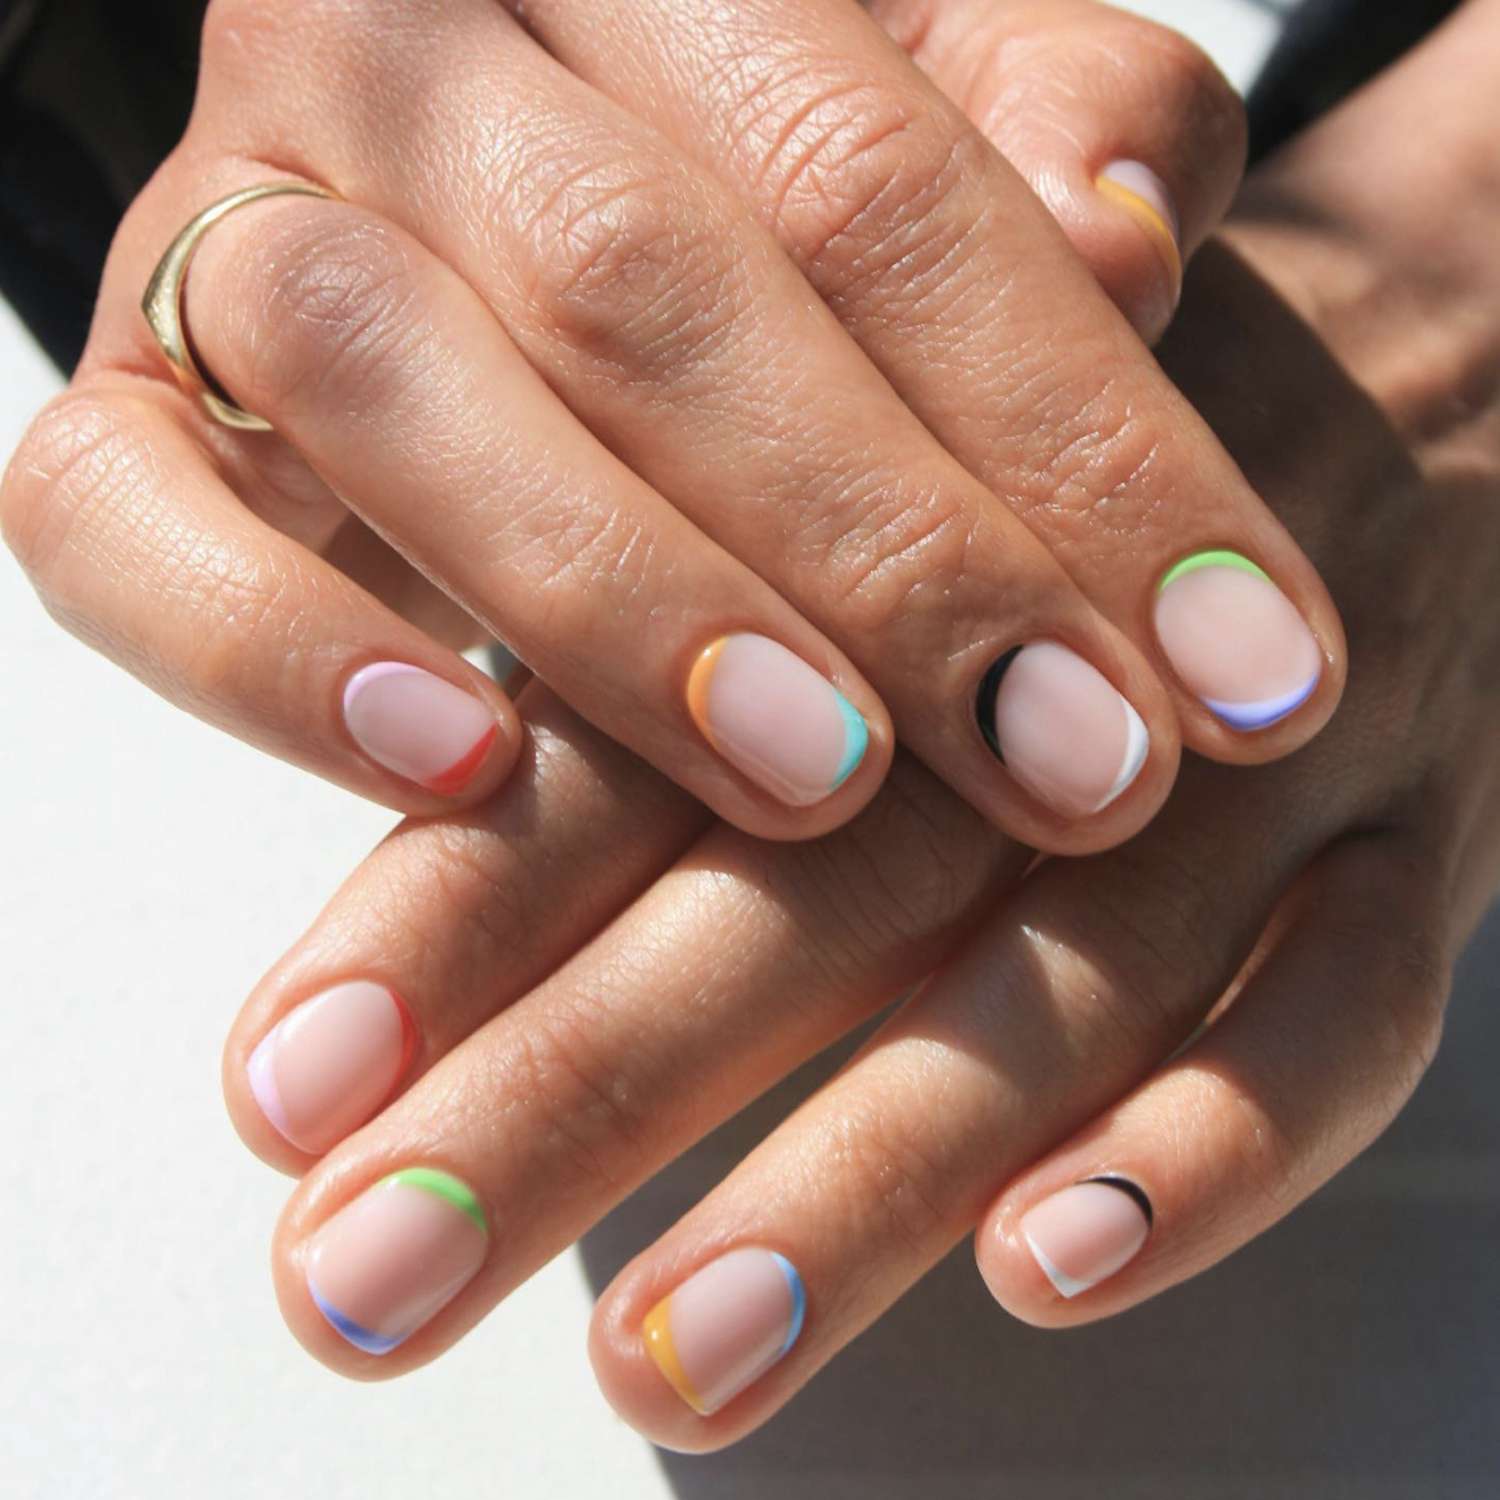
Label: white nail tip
xmin=1024 ymin=1230 xmax=1094 ymax=1300
xmin=1091 ymin=697 xmax=1150 ymax=814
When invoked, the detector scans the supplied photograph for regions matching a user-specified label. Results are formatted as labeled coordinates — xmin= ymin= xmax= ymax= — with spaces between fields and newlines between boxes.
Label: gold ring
xmin=141 ymin=181 xmax=336 ymax=432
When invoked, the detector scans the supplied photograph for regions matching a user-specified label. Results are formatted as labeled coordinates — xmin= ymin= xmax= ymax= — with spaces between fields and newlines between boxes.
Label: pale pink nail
xmin=306 ymin=1168 xmax=488 ymax=1355
xmin=248 ymin=980 xmax=416 ymax=1155
xmin=980 ymin=642 xmax=1149 ymax=818
xmin=1155 ymin=552 xmax=1324 ymax=731
xmin=643 ymin=1248 xmax=807 ymax=1415
xmin=686 ymin=635 xmax=868 ymax=807
xmin=1021 ymin=1179 xmax=1152 ymax=1299
xmin=342 ymin=661 xmax=499 ymax=793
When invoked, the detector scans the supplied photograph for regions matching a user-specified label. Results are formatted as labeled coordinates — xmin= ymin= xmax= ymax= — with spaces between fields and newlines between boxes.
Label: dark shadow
xmin=579 ymin=904 xmax=1500 ymax=1499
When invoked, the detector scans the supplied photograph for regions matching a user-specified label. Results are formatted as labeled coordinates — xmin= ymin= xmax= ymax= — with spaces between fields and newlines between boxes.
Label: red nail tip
xmin=424 ymin=724 xmax=497 ymax=795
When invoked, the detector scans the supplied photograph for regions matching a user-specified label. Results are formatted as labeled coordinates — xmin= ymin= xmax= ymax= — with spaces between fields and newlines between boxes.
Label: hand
xmin=215 ymin=0 xmax=1500 ymax=1447
xmin=0 ymin=0 xmax=1343 ymax=850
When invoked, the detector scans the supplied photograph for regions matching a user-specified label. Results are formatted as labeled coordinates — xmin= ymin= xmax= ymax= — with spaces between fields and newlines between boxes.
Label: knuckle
xmin=508 ymin=150 xmax=742 ymax=378
xmin=820 ymin=1102 xmax=953 ymax=1256
xmin=499 ymin=998 xmax=652 ymax=1196
xmin=1133 ymin=23 xmax=1247 ymax=170
xmin=2 ymin=396 xmax=158 ymax=600
xmin=244 ymin=212 xmax=430 ymax=421
xmin=745 ymin=70 xmax=980 ymax=281
xmin=811 ymin=473 xmax=984 ymax=635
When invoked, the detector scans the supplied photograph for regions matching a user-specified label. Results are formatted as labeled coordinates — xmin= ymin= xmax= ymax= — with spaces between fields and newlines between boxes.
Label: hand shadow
xmin=578 ymin=247 xmax=1500 ymax=1499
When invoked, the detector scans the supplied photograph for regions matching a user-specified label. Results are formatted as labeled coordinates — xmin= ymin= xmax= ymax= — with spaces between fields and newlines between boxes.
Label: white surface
xmin=3 ymin=7 xmax=1497 ymax=1500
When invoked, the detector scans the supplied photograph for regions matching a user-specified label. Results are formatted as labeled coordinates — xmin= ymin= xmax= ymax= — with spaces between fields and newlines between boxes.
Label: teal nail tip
xmin=830 ymin=693 xmax=868 ymax=789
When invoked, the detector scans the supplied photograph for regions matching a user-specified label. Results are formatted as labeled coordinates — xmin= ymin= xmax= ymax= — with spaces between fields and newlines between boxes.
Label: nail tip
xmin=307 ymin=1274 xmax=405 ymax=1356
xmin=829 ymin=694 xmax=869 ymax=790
xmin=381 ymin=1167 xmax=489 ymax=1235
xmin=1091 ymin=698 xmax=1151 ymax=814
xmin=246 ymin=1030 xmax=293 ymax=1143
xmin=1203 ymin=672 xmax=1320 ymax=732
xmin=1023 ymin=1231 xmax=1090 ymax=1300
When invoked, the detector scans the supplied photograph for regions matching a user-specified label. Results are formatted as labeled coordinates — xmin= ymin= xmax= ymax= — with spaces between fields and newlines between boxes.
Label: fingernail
xmin=342 ymin=662 xmax=499 ymax=794
xmin=978 ymin=642 xmax=1149 ymax=818
xmin=1021 ymin=1178 xmax=1152 ymax=1299
xmin=1096 ymin=160 xmax=1182 ymax=291
xmin=248 ymin=980 xmax=417 ymax=1155
xmin=1155 ymin=551 xmax=1323 ymax=731
xmin=643 ymin=1247 xmax=807 ymax=1416
xmin=687 ymin=635 xmax=868 ymax=807
xmin=305 ymin=1168 xmax=488 ymax=1355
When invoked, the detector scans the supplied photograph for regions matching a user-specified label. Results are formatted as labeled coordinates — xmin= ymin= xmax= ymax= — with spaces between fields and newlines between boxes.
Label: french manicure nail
xmin=643 ymin=1247 xmax=807 ymax=1415
xmin=306 ymin=1168 xmax=488 ymax=1355
xmin=1096 ymin=159 xmax=1182 ymax=288
xmin=343 ymin=661 xmax=499 ymax=794
xmin=1021 ymin=1178 xmax=1152 ymax=1299
xmin=978 ymin=642 xmax=1149 ymax=818
xmin=248 ymin=980 xmax=417 ymax=1155
xmin=1155 ymin=551 xmax=1323 ymax=731
xmin=687 ymin=635 xmax=868 ymax=807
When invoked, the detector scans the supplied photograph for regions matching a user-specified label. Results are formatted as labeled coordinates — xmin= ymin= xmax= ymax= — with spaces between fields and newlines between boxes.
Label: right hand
xmin=1 ymin=0 xmax=1342 ymax=848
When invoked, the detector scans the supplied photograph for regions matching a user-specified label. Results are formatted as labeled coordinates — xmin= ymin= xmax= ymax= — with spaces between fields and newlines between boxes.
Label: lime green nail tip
xmin=383 ymin=1167 xmax=487 ymax=1234
xmin=1158 ymin=550 xmax=1270 ymax=593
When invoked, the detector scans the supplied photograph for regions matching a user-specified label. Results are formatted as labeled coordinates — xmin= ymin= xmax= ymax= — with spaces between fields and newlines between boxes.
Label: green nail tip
xmin=831 ymin=693 xmax=869 ymax=790
xmin=1158 ymin=550 xmax=1270 ymax=592
xmin=382 ymin=1167 xmax=488 ymax=1234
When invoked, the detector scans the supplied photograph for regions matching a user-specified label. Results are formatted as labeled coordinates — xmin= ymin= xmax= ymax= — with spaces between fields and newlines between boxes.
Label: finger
xmin=977 ymin=835 xmax=1449 ymax=1323
xmin=259 ymin=751 xmax=1027 ymax=1374
xmin=0 ymin=378 xmax=519 ymax=811
xmin=171 ymin=13 xmax=1186 ymax=852
xmin=166 ymin=175 xmax=896 ymax=840
xmin=224 ymin=682 xmax=709 ymax=1167
xmin=586 ymin=747 xmax=1362 ymax=1450
xmin=873 ymin=0 xmax=1247 ymax=342
xmin=498 ymin=0 xmax=1341 ymax=758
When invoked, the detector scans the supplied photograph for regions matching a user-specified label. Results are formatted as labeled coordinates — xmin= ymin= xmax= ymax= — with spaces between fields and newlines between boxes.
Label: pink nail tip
xmin=1155 ymin=553 xmax=1323 ymax=732
xmin=1021 ymin=1179 xmax=1152 ymax=1299
xmin=342 ymin=661 xmax=499 ymax=791
xmin=247 ymin=981 xmax=416 ymax=1155
xmin=980 ymin=643 xmax=1149 ymax=818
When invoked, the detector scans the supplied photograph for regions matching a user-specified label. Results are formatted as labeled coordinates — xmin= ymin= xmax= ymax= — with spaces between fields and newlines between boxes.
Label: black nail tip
xmin=976 ymin=647 xmax=1023 ymax=762
xmin=1086 ymin=1175 xmax=1154 ymax=1227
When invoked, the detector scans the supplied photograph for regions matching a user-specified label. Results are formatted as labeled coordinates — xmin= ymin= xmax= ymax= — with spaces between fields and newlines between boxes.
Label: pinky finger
xmin=1 ymin=381 xmax=521 ymax=812
xmin=976 ymin=835 xmax=1452 ymax=1324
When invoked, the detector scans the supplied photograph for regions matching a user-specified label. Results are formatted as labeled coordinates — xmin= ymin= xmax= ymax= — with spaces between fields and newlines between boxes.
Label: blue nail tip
xmin=308 ymin=1275 xmax=404 ymax=1356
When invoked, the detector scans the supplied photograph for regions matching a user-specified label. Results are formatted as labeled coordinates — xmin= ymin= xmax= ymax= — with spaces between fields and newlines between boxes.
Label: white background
xmin=3 ymin=5 xmax=1497 ymax=1498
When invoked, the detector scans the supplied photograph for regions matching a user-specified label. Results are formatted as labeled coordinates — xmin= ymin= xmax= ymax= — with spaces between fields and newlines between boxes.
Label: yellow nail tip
xmin=685 ymin=637 xmax=729 ymax=748
xmin=1096 ymin=176 xmax=1183 ymax=286
xmin=643 ymin=1297 xmax=706 ymax=1414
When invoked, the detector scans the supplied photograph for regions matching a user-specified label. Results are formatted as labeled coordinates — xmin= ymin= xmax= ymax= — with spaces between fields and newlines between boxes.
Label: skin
xmin=217 ymin=0 xmax=1500 ymax=1450
xmin=0 ymin=0 xmax=1346 ymax=851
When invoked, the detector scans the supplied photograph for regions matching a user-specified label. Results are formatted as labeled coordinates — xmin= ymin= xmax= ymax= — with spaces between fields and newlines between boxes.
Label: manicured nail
xmin=1096 ymin=160 xmax=1182 ymax=290
xmin=342 ymin=661 xmax=499 ymax=794
xmin=248 ymin=980 xmax=417 ymax=1155
xmin=1155 ymin=551 xmax=1323 ymax=731
xmin=687 ymin=635 xmax=868 ymax=807
xmin=643 ymin=1247 xmax=807 ymax=1415
xmin=977 ymin=642 xmax=1149 ymax=818
xmin=305 ymin=1168 xmax=488 ymax=1355
xmin=1021 ymin=1178 xmax=1152 ymax=1299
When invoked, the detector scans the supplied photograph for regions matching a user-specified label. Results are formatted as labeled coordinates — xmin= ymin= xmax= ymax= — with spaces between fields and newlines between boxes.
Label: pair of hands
xmin=4 ymin=0 xmax=1498 ymax=1454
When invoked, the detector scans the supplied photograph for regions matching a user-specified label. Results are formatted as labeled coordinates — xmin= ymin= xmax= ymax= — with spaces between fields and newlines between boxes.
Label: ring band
xmin=141 ymin=181 xmax=336 ymax=432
